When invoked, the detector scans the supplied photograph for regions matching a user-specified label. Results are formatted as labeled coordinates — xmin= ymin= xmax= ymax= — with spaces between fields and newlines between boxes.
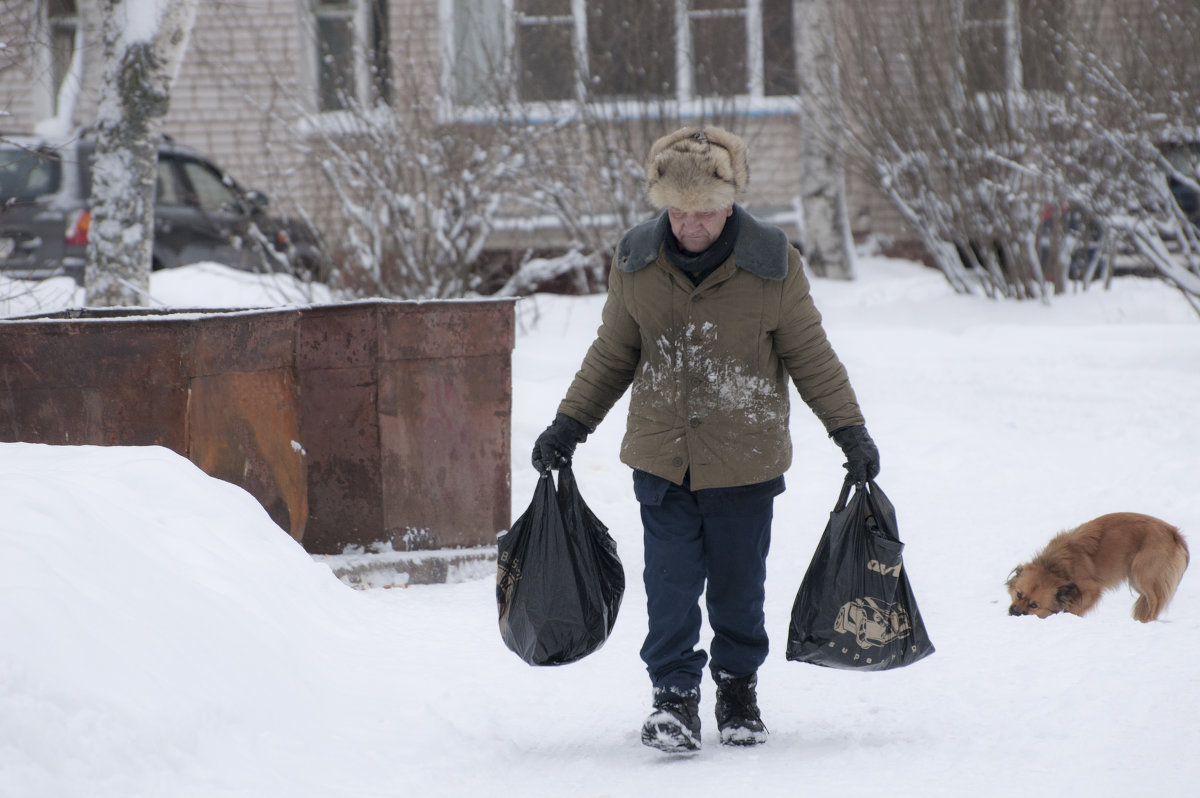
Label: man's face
xmin=668 ymin=206 xmax=733 ymax=254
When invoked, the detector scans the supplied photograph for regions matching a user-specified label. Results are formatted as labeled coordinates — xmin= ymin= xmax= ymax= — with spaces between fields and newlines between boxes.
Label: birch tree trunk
xmin=795 ymin=0 xmax=855 ymax=279
xmin=85 ymin=0 xmax=198 ymax=306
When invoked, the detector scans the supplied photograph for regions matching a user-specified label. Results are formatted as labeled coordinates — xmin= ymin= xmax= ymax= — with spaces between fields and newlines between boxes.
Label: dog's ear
xmin=1056 ymin=582 xmax=1081 ymax=610
xmin=1006 ymin=565 xmax=1023 ymax=587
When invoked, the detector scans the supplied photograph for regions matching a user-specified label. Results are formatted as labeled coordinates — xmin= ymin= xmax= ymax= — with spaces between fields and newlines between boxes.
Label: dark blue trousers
xmin=634 ymin=469 xmax=783 ymax=694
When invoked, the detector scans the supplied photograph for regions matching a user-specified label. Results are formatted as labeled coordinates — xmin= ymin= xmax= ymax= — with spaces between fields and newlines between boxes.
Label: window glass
xmin=1162 ymin=143 xmax=1200 ymax=178
xmin=690 ymin=1 xmax=748 ymax=97
xmin=1020 ymin=0 xmax=1065 ymax=91
xmin=455 ymin=0 xmax=506 ymax=106
xmin=516 ymin=0 xmax=575 ymax=101
xmin=155 ymin=159 xmax=182 ymax=206
xmin=587 ymin=0 xmax=675 ymax=100
xmin=179 ymin=159 xmax=241 ymax=214
xmin=48 ymin=0 xmax=78 ymax=115
xmin=962 ymin=0 xmax=1006 ymax=93
xmin=0 ymin=147 xmax=61 ymax=203
xmin=315 ymin=0 xmax=357 ymax=111
xmin=522 ymin=0 xmax=568 ymax=14
xmin=369 ymin=0 xmax=392 ymax=105
xmin=762 ymin=0 xmax=796 ymax=95
xmin=963 ymin=0 xmax=1005 ymax=22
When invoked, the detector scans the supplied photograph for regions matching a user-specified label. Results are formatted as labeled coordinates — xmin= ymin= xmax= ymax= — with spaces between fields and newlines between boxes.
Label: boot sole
xmin=719 ymin=723 xmax=769 ymax=746
xmin=641 ymin=722 xmax=701 ymax=753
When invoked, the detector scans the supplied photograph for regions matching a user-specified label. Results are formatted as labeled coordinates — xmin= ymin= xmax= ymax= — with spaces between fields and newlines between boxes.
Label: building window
xmin=689 ymin=0 xmax=747 ymax=97
xmin=1019 ymin=0 xmax=1065 ymax=92
xmin=315 ymin=0 xmax=357 ymax=111
xmin=961 ymin=0 xmax=1065 ymax=94
xmin=47 ymin=0 xmax=79 ymax=115
xmin=761 ymin=0 xmax=798 ymax=97
xmin=313 ymin=0 xmax=391 ymax=112
xmin=962 ymin=0 xmax=1008 ymax=93
xmin=454 ymin=0 xmax=796 ymax=109
xmin=586 ymin=0 xmax=676 ymax=100
xmin=515 ymin=0 xmax=577 ymax=102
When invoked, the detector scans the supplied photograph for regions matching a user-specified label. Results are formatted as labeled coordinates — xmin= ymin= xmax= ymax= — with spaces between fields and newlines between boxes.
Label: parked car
xmin=1035 ymin=201 xmax=1106 ymax=280
xmin=0 ymin=130 xmax=331 ymax=283
xmin=1161 ymin=140 xmax=1200 ymax=224
xmin=1036 ymin=141 xmax=1200 ymax=279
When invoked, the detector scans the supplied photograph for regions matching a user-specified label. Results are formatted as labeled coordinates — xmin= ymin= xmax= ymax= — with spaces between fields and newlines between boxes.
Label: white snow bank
xmin=1 ymin=257 xmax=1198 ymax=797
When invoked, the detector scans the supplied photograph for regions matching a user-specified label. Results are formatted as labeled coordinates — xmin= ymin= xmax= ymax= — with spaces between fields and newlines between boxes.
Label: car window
xmin=1162 ymin=144 xmax=1200 ymax=182
xmin=0 ymin=146 xmax=62 ymax=203
xmin=156 ymin=159 xmax=184 ymax=205
xmin=178 ymin=157 xmax=242 ymax=214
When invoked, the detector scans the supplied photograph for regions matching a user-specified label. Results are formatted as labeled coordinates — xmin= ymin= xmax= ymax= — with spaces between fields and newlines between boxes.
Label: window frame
xmin=311 ymin=0 xmax=393 ymax=114
xmin=443 ymin=0 xmax=797 ymax=120
xmin=959 ymin=0 xmax=1066 ymax=96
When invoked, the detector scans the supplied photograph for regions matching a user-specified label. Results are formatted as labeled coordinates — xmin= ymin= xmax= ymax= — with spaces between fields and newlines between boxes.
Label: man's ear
xmin=1056 ymin=582 xmax=1081 ymax=610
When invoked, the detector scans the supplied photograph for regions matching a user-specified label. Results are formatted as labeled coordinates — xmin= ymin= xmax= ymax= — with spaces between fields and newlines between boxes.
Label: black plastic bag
xmin=786 ymin=478 xmax=934 ymax=671
xmin=497 ymin=465 xmax=625 ymax=666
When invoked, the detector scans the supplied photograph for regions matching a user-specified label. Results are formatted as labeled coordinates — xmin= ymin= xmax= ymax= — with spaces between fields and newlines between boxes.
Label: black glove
xmin=831 ymin=425 xmax=880 ymax=484
xmin=531 ymin=413 xmax=590 ymax=473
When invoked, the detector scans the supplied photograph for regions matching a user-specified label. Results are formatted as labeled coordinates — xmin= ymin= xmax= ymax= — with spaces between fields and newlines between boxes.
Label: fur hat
xmin=645 ymin=126 xmax=749 ymax=211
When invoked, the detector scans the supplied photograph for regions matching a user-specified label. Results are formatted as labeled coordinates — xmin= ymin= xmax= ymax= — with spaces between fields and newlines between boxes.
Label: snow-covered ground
xmin=2 ymin=258 xmax=1198 ymax=797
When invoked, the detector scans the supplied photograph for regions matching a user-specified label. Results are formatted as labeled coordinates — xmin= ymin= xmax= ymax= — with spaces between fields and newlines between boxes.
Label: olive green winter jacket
xmin=558 ymin=206 xmax=865 ymax=490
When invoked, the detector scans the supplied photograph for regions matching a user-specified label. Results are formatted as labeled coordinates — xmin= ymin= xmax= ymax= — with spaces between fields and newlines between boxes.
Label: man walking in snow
xmin=532 ymin=126 xmax=879 ymax=753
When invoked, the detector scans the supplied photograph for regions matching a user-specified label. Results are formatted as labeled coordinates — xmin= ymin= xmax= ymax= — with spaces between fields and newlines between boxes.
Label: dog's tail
xmin=1132 ymin=527 xmax=1189 ymax=622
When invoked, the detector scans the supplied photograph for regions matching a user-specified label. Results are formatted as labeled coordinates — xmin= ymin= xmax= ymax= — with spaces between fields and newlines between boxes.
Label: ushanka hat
xmin=645 ymin=125 xmax=749 ymax=211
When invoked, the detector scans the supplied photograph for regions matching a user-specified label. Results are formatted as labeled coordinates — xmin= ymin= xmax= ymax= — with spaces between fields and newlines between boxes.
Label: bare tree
xmin=303 ymin=108 xmax=532 ymax=299
xmin=1081 ymin=0 xmax=1200 ymax=309
xmin=85 ymin=0 xmax=198 ymax=307
xmin=836 ymin=0 xmax=1054 ymax=299
xmin=794 ymin=0 xmax=854 ymax=280
xmin=503 ymin=110 xmax=720 ymax=297
xmin=0 ymin=3 xmax=32 ymax=81
xmin=493 ymin=2 xmax=745 ymax=296
xmin=497 ymin=117 xmax=649 ymax=296
xmin=206 ymin=1 xmax=739 ymax=300
xmin=837 ymin=0 xmax=1200 ymax=310
xmin=179 ymin=1 xmax=535 ymax=299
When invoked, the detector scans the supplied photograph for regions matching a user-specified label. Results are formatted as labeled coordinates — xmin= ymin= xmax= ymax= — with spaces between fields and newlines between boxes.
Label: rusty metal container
xmin=0 ymin=300 xmax=514 ymax=582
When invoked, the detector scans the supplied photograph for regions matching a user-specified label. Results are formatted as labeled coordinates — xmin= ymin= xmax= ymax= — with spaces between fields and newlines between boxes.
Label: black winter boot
xmin=714 ymin=670 xmax=768 ymax=746
xmin=640 ymin=686 xmax=701 ymax=753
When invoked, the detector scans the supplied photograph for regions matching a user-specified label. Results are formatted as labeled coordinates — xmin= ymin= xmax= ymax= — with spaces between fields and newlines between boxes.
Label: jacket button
xmin=672 ymin=457 xmax=683 ymax=467
xmin=689 ymin=417 xmax=700 ymax=428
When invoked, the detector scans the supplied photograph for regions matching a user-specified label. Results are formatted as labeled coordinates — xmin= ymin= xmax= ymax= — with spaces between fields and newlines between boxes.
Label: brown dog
xmin=1007 ymin=512 xmax=1189 ymax=622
